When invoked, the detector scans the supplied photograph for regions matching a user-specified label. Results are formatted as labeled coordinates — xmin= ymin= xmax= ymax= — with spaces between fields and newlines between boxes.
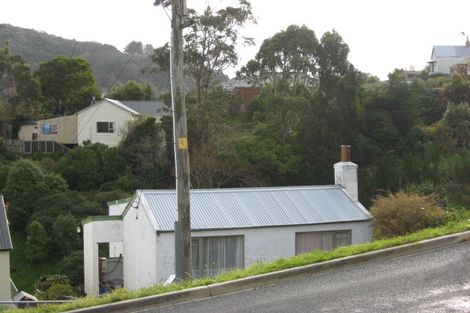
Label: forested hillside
xmin=0 ymin=24 xmax=169 ymax=91
xmin=0 ymin=0 xmax=469 ymax=300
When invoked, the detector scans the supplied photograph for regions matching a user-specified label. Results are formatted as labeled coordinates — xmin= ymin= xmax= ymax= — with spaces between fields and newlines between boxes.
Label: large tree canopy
xmin=238 ymin=25 xmax=319 ymax=96
xmin=106 ymin=81 xmax=157 ymax=100
xmin=35 ymin=56 xmax=100 ymax=115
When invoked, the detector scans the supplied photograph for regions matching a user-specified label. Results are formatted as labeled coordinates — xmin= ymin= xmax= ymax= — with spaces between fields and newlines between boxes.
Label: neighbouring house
xmin=18 ymin=98 xmax=169 ymax=148
xmin=0 ymin=195 xmax=13 ymax=301
xmin=83 ymin=146 xmax=373 ymax=296
xmin=427 ymin=39 xmax=470 ymax=76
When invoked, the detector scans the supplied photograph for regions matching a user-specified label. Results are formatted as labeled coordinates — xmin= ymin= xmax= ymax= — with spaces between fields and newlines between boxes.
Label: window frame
xmin=96 ymin=121 xmax=115 ymax=133
xmin=191 ymin=235 xmax=245 ymax=278
xmin=295 ymin=230 xmax=352 ymax=255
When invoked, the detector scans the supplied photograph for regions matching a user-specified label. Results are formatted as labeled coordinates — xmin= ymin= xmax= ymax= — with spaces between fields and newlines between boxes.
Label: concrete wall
xmin=153 ymin=221 xmax=372 ymax=284
xmin=122 ymin=203 xmax=158 ymax=291
xmin=83 ymin=220 xmax=123 ymax=296
xmin=77 ymin=100 xmax=136 ymax=147
xmin=0 ymin=251 xmax=11 ymax=301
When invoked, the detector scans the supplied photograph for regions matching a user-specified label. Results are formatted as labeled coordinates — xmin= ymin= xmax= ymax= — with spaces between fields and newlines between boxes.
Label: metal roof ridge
xmin=142 ymin=185 xmax=340 ymax=194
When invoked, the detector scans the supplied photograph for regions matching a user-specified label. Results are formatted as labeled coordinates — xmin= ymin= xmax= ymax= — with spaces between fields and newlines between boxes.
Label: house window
xmin=41 ymin=123 xmax=58 ymax=135
xmin=295 ymin=230 xmax=352 ymax=255
xmin=97 ymin=122 xmax=115 ymax=133
xmin=191 ymin=236 xmax=244 ymax=277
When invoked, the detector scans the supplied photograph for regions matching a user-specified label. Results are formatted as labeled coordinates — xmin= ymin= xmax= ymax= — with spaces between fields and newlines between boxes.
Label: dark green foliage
xmin=53 ymin=213 xmax=81 ymax=257
xmin=25 ymin=221 xmax=48 ymax=262
xmin=0 ymin=45 xmax=40 ymax=115
xmin=438 ymin=151 xmax=470 ymax=206
xmin=106 ymin=81 xmax=157 ymax=100
xmin=34 ymin=275 xmax=76 ymax=300
xmin=34 ymin=56 xmax=100 ymax=115
xmin=118 ymin=118 xmax=171 ymax=188
xmin=4 ymin=159 xmax=49 ymax=230
xmin=441 ymin=102 xmax=470 ymax=149
xmin=60 ymin=251 xmax=84 ymax=288
xmin=57 ymin=143 xmax=126 ymax=191
xmin=31 ymin=191 xmax=102 ymax=233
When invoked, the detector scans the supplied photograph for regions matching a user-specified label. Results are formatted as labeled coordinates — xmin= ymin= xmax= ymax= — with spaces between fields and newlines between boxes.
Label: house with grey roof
xmin=18 ymin=98 xmax=170 ymax=148
xmin=428 ymin=41 xmax=470 ymax=75
xmin=0 ymin=195 xmax=13 ymax=301
xmin=82 ymin=146 xmax=372 ymax=296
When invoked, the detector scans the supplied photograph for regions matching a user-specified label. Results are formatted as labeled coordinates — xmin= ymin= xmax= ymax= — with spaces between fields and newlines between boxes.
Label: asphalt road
xmin=134 ymin=242 xmax=470 ymax=313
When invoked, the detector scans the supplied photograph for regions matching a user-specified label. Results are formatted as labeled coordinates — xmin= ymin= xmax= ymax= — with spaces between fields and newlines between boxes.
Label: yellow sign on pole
xmin=178 ymin=137 xmax=188 ymax=149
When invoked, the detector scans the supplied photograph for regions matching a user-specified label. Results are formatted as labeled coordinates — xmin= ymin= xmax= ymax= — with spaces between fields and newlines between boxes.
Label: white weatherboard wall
xmin=108 ymin=200 xmax=129 ymax=258
xmin=153 ymin=221 xmax=372 ymax=284
xmin=0 ymin=251 xmax=10 ymax=301
xmin=122 ymin=201 xmax=158 ymax=291
xmin=77 ymin=100 xmax=135 ymax=147
xmin=83 ymin=219 xmax=122 ymax=296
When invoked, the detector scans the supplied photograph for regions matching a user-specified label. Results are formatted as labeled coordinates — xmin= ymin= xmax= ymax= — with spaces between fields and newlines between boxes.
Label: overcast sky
xmin=1 ymin=0 xmax=470 ymax=80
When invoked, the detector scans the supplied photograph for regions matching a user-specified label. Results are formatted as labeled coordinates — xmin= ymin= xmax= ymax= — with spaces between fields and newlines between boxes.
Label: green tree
xmin=35 ymin=56 xmax=100 ymax=115
xmin=124 ymin=41 xmax=143 ymax=54
xmin=25 ymin=221 xmax=48 ymax=262
xmin=0 ymin=46 xmax=41 ymax=114
xmin=152 ymin=1 xmax=255 ymax=144
xmin=53 ymin=213 xmax=80 ymax=257
xmin=3 ymin=159 xmax=48 ymax=230
xmin=106 ymin=81 xmax=157 ymax=100
xmin=118 ymin=117 xmax=171 ymax=188
xmin=238 ymin=25 xmax=319 ymax=96
xmin=441 ymin=102 xmax=470 ymax=149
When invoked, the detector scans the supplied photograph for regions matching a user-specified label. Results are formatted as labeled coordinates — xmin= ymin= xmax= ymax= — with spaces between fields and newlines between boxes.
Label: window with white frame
xmin=191 ymin=235 xmax=244 ymax=278
xmin=295 ymin=230 xmax=352 ymax=255
xmin=97 ymin=122 xmax=115 ymax=133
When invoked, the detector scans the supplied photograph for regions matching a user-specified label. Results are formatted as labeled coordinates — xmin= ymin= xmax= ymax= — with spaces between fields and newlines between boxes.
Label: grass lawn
xmin=3 ymin=220 xmax=470 ymax=313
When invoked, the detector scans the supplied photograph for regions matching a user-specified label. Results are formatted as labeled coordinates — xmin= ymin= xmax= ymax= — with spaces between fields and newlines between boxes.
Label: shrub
xmin=370 ymin=192 xmax=452 ymax=238
xmin=25 ymin=221 xmax=49 ymax=262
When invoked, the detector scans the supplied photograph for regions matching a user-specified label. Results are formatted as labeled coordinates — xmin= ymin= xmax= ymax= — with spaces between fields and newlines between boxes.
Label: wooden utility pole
xmin=170 ymin=0 xmax=191 ymax=280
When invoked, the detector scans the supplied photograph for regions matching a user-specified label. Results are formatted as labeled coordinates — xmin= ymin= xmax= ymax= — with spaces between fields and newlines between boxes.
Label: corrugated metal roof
xmin=140 ymin=186 xmax=371 ymax=232
xmin=120 ymin=101 xmax=169 ymax=116
xmin=0 ymin=195 xmax=13 ymax=251
xmin=432 ymin=46 xmax=470 ymax=58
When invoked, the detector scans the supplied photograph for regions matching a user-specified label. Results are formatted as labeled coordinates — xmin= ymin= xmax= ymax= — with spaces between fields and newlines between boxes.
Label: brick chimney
xmin=334 ymin=145 xmax=358 ymax=201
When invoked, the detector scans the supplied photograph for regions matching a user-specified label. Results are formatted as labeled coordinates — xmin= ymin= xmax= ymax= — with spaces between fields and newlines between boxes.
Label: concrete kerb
xmin=67 ymin=230 xmax=470 ymax=313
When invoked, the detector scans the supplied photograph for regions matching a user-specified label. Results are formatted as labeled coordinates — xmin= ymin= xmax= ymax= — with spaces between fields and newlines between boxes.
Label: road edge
xmin=67 ymin=230 xmax=470 ymax=313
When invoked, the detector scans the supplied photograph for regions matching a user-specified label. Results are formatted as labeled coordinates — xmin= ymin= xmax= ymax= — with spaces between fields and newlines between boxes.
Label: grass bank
xmin=3 ymin=220 xmax=470 ymax=313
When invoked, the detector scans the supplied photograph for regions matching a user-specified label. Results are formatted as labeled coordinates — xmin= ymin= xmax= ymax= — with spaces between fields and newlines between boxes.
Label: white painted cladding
xmin=83 ymin=220 xmax=123 ymax=296
xmin=122 ymin=204 xmax=158 ymax=291
xmin=152 ymin=221 xmax=372 ymax=284
xmin=0 ymin=251 xmax=11 ymax=301
xmin=77 ymin=100 xmax=136 ymax=147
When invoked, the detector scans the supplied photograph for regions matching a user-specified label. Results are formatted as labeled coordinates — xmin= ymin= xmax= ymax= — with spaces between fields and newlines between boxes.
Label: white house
xmin=83 ymin=146 xmax=373 ymax=296
xmin=428 ymin=40 xmax=470 ymax=75
xmin=0 ymin=195 xmax=13 ymax=301
xmin=18 ymin=99 xmax=169 ymax=148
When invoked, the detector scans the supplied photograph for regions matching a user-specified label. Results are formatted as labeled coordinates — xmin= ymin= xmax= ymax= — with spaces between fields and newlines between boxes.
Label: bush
xmin=34 ymin=275 xmax=76 ymax=300
xmin=25 ymin=221 xmax=49 ymax=262
xmin=370 ymin=192 xmax=452 ymax=238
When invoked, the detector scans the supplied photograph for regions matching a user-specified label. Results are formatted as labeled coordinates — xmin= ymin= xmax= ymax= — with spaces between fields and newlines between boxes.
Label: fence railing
xmin=5 ymin=139 xmax=70 ymax=154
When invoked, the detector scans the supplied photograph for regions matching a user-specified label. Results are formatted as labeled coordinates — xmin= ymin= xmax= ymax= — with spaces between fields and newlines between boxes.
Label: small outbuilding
xmin=83 ymin=146 xmax=372 ymax=296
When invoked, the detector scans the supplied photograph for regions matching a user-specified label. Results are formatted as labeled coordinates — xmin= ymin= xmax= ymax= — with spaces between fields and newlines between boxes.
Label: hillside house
xmin=0 ymin=195 xmax=13 ymax=301
xmin=428 ymin=40 xmax=470 ymax=76
xmin=83 ymin=146 xmax=373 ymax=296
xmin=18 ymin=99 xmax=169 ymax=148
